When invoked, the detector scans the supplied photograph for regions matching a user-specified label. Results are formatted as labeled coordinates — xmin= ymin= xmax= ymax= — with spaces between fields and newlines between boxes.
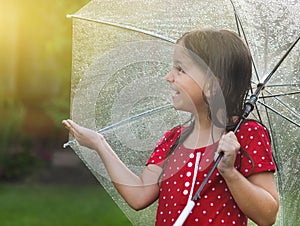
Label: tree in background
xmin=0 ymin=0 xmax=89 ymax=180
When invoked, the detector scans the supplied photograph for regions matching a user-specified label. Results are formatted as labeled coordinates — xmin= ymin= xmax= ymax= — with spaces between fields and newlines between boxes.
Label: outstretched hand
xmin=216 ymin=131 xmax=240 ymax=175
xmin=62 ymin=119 xmax=104 ymax=151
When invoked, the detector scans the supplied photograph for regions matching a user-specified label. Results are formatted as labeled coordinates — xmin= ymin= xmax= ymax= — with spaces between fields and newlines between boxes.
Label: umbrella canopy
xmin=66 ymin=0 xmax=300 ymax=225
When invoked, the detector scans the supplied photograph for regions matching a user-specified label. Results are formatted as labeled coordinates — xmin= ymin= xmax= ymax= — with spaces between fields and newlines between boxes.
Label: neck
xmin=183 ymin=115 xmax=223 ymax=149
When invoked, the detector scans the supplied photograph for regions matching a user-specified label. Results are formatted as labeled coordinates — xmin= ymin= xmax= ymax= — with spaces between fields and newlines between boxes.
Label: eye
xmin=174 ymin=65 xmax=185 ymax=74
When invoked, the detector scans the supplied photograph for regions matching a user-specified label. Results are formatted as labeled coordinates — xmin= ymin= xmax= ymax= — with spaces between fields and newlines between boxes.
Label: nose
xmin=165 ymin=70 xmax=174 ymax=82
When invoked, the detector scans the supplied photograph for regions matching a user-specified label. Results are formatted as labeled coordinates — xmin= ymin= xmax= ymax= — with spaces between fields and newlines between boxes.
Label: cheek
xmin=187 ymin=84 xmax=204 ymax=104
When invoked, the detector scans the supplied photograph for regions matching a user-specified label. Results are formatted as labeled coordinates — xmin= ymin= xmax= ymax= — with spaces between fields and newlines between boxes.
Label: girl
xmin=62 ymin=29 xmax=279 ymax=225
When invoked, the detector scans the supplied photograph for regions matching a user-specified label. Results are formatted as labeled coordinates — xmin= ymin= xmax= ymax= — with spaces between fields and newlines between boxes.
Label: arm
xmin=62 ymin=119 xmax=162 ymax=210
xmin=217 ymin=132 xmax=279 ymax=226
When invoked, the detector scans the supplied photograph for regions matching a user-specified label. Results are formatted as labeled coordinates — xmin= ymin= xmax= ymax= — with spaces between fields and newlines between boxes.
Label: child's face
xmin=166 ymin=45 xmax=209 ymax=115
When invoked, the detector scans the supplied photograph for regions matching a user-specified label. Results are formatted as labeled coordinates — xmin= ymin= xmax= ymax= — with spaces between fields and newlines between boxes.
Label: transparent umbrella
xmin=64 ymin=0 xmax=300 ymax=225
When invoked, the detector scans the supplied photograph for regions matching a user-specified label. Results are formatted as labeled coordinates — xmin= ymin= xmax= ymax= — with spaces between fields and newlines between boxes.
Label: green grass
xmin=0 ymin=184 xmax=132 ymax=226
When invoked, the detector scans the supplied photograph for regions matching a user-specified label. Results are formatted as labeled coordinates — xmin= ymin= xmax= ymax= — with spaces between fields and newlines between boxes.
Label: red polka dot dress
xmin=146 ymin=120 xmax=276 ymax=226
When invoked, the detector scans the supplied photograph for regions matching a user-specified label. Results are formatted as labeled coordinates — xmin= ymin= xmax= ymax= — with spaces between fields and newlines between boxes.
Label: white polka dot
xmin=202 ymin=210 xmax=206 ymax=215
xmin=250 ymin=136 xmax=254 ymax=139
xmin=183 ymin=190 xmax=188 ymax=195
xmin=186 ymin=171 xmax=192 ymax=177
xmin=189 ymin=153 xmax=194 ymax=158
xmin=195 ymin=218 xmax=199 ymax=222
xmin=188 ymin=162 xmax=193 ymax=167
xmin=258 ymin=141 xmax=262 ymax=145
xmin=185 ymin=182 xmax=190 ymax=187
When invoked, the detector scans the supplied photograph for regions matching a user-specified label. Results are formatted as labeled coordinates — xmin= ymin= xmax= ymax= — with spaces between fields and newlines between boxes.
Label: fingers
xmin=217 ymin=131 xmax=240 ymax=154
xmin=62 ymin=119 xmax=78 ymax=136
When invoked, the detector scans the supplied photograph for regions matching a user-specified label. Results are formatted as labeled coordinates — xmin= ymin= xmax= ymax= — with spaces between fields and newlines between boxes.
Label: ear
xmin=204 ymin=78 xmax=220 ymax=98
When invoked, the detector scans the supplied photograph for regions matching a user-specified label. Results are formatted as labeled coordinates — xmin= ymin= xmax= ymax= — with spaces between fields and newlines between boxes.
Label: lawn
xmin=0 ymin=184 xmax=132 ymax=226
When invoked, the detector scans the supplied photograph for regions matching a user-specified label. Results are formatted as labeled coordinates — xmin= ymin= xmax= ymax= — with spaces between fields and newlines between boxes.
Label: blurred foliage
xmin=0 ymin=0 xmax=90 ymax=180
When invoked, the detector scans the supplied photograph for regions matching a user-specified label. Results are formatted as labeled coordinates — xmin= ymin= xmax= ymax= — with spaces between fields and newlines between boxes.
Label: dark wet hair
xmin=177 ymin=29 xmax=252 ymax=124
xmin=159 ymin=29 xmax=253 ymax=181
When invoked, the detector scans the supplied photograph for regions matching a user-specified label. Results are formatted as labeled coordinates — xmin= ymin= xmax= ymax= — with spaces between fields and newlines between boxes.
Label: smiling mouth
xmin=170 ymin=86 xmax=180 ymax=98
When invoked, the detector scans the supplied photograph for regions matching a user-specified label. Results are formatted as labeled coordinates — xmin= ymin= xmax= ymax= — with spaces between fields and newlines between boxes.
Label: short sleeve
xmin=236 ymin=120 xmax=276 ymax=177
xmin=146 ymin=126 xmax=182 ymax=167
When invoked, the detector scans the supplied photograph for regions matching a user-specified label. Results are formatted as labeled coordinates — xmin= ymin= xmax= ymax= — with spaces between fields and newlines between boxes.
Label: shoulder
xmin=146 ymin=126 xmax=184 ymax=166
xmin=235 ymin=120 xmax=275 ymax=176
xmin=155 ymin=125 xmax=184 ymax=148
xmin=236 ymin=119 xmax=270 ymax=142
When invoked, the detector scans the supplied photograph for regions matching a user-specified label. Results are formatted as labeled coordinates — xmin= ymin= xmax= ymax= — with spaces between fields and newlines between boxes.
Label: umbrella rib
xmin=265 ymin=83 xmax=300 ymax=88
xmin=259 ymin=91 xmax=300 ymax=98
xmin=257 ymin=100 xmax=300 ymax=127
xmin=262 ymin=89 xmax=300 ymax=118
xmin=63 ymin=104 xmax=173 ymax=148
xmin=67 ymin=14 xmax=176 ymax=43
xmin=229 ymin=0 xmax=261 ymax=83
